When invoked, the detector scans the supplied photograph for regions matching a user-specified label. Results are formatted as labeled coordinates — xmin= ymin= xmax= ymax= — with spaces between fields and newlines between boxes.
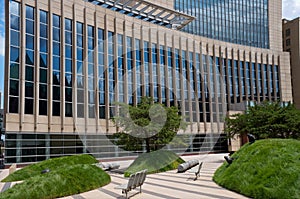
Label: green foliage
xmin=213 ymin=139 xmax=300 ymax=199
xmin=3 ymin=154 xmax=98 ymax=182
xmin=124 ymin=150 xmax=185 ymax=177
xmin=225 ymin=101 xmax=300 ymax=139
xmin=112 ymin=97 xmax=187 ymax=153
xmin=0 ymin=164 xmax=110 ymax=199
xmin=0 ymin=155 xmax=111 ymax=199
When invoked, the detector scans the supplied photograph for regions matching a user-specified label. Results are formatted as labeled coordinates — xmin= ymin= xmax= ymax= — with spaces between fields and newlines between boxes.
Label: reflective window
xmin=174 ymin=0 xmax=269 ymax=48
xmin=65 ymin=18 xmax=73 ymax=117
xmin=77 ymin=22 xmax=85 ymax=118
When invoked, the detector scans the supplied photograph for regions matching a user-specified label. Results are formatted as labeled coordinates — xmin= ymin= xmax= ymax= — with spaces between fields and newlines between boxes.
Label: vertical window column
xmin=263 ymin=64 xmax=268 ymax=100
xmin=274 ymin=65 xmax=280 ymax=100
xmin=117 ymin=34 xmax=124 ymax=103
xmin=144 ymin=42 xmax=150 ymax=97
xmin=160 ymin=45 xmax=166 ymax=104
xmin=98 ymin=29 xmax=105 ymax=119
xmin=152 ymin=44 xmax=158 ymax=102
xmin=126 ymin=37 xmax=133 ymax=105
xmin=168 ymin=48 xmax=174 ymax=105
xmin=88 ymin=26 xmax=95 ymax=118
xmin=135 ymin=39 xmax=142 ymax=103
xmin=9 ymin=1 xmax=21 ymax=113
xmin=108 ymin=32 xmax=115 ymax=117
xmin=258 ymin=64 xmax=263 ymax=101
xmin=65 ymin=19 xmax=73 ymax=117
xmin=76 ymin=22 xmax=84 ymax=118
xmin=246 ymin=62 xmax=251 ymax=100
xmin=52 ymin=14 xmax=61 ymax=116
xmin=25 ymin=6 xmax=35 ymax=115
xmin=252 ymin=63 xmax=257 ymax=101
xmin=39 ymin=10 xmax=48 ymax=116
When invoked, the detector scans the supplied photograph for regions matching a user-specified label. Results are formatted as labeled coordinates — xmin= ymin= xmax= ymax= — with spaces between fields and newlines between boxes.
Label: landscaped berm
xmin=0 ymin=154 xmax=111 ymax=199
xmin=213 ymin=139 xmax=300 ymax=199
xmin=124 ymin=150 xmax=185 ymax=177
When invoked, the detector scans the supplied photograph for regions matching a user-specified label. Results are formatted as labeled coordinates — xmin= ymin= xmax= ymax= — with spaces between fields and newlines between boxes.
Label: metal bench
xmin=115 ymin=169 xmax=147 ymax=198
xmin=188 ymin=162 xmax=203 ymax=180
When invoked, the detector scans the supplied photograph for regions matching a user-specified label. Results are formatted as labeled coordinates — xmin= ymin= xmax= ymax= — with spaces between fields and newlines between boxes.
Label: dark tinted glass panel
xmin=26 ymin=6 xmax=34 ymax=19
xmin=65 ymin=46 xmax=72 ymax=58
xmin=53 ymin=72 xmax=60 ymax=85
xmin=40 ymin=10 xmax=48 ymax=24
xmin=40 ymin=54 xmax=48 ymax=68
xmin=26 ymin=19 xmax=34 ymax=35
xmin=10 ymin=15 xmax=20 ymax=30
xmin=77 ymin=23 xmax=83 ymax=34
xmin=10 ymin=30 xmax=19 ymax=46
xmin=52 ymin=102 xmax=60 ymax=116
xmin=89 ymin=105 xmax=95 ymax=118
xmin=77 ymin=90 xmax=84 ymax=103
xmin=25 ymin=99 xmax=34 ymax=114
xmin=53 ymin=28 xmax=60 ymax=42
xmin=10 ymin=47 xmax=19 ymax=62
xmin=65 ymin=19 xmax=72 ymax=31
xmin=40 ymin=24 xmax=48 ymax=38
xmin=10 ymin=63 xmax=19 ymax=79
xmin=53 ymin=42 xmax=60 ymax=55
xmin=39 ymin=100 xmax=47 ymax=113
xmin=65 ymin=74 xmax=72 ymax=87
xmin=77 ymin=61 xmax=83 ymax=74
xmin=26 ymin=50 xmax=34 ymax=65
xmin=10 ymin=1 xmax=20 ymax=15
xmin=65 ymin=103 xmax=72 ymax=117
xmin=25 ymin=82 xmax=34 ymax=97
xmin=9 ymin=80 xmax=19 ymax=96
xmin=53 ymin=86 xmax=60 ymax=100
xmin=77 ymin=104 xmax=84 ymax=118
xmin=53 ymin=57 xmax=60 ymax=71
xmin=77 ymin=77 xmax=83 ymax=88
xmin=65 ymin=32 xmax=72 ymax=44
xmin=40 ymin=69 xmax=47 ymax=83
xmin=40 ymin=38 xmax=47 ymax=53
xmin=99 ymin=107 xmax=105 ymax=119
xmin=9 ymin=97 xmax=19 ymax=113
xmin=39 ymin=84 xmax=47 ymax=99
xmin=88 ymin=26 xmax=94 ymax=37
xmin=65 ymin=88 xmax=72 ymax=102
xmin=53 ymin=15 xmax=60 ymax=27
xmin=26 ymin=35 xmax=34 ymax=49
xmin=25 ymin=66 xmax=34 ymax=81
xmin=65 ymin=60 xmax=72 ymax=73
xmin=77 ymin=49 xmax=83 ymax=61
xmin=77 ymin=36 xmax=83 ymax=47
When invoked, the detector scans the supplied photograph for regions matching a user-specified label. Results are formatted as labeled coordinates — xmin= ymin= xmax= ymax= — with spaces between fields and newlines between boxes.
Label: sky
xmin=0 ymin=1 xmax=300 ymax=109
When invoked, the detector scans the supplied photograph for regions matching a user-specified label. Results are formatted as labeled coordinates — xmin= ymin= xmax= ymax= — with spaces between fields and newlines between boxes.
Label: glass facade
xmin=5 ymin=0 xmax=283 ymax=164
xmin=174 ymin=0 xmax=269 ymax=48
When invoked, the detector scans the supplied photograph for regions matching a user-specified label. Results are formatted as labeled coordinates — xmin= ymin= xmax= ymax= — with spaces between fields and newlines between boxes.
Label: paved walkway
xmin=0 ymin=154 xmax=248 ymax=199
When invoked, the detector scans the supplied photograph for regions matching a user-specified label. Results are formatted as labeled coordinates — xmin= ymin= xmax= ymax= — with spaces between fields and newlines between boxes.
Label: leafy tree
xmin=112 ymin=97 xmax=187 ymax=153
xmin=225 ymin=101 xmax=300 ymax=139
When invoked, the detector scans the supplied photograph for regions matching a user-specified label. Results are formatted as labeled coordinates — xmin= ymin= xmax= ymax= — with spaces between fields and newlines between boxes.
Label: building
xmin=4 ymin=0 xmax=292 ymax=164
xmin=283 ymin=18 xmax=300 ymax=109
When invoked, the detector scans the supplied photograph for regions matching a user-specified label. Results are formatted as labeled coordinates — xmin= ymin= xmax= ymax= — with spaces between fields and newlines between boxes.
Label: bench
xmin=177 ymin=159 xmax=199 ymax=173
xmin=115 ymin=169 xmax=147 ymax=198
xmin=188 ymin=162 xmax=203 ymax=180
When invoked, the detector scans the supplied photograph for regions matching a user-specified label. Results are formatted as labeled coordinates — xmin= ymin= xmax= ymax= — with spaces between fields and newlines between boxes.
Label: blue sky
xmin=0 ymin=0 xmax=300 ymax=109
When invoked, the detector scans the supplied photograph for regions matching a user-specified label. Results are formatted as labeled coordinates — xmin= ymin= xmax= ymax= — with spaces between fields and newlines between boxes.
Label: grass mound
xmin=3 ymin=154 xmax=98 ymax=182
xmin=0 ymin=155 xmax=111 ymax=199
xmin=213 ymin=139 xmax=300 ymax=199
xmin=124 ymin=150 xmax=184 ymax=177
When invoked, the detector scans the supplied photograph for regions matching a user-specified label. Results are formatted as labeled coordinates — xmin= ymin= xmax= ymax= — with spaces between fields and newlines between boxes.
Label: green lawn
xmin=124 ymin=150 xmax=185 ymax=177
xmin=3 ymin=154 xmax=98 ymax=182
xmin=0 ymin=155 xmax=111 ymax=199
xmin=213 ymin=139 xmax=300 ymax=199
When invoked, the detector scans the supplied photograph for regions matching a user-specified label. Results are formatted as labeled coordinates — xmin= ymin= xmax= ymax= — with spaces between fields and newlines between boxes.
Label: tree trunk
xmin=145 ymin=138 xmax=151 ymax=153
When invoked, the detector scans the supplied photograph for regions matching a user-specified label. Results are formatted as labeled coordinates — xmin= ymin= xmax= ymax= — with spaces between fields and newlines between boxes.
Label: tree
xmin=225 ymin=101 xmax=300 ymax=140
xmin=112 ymin=97 xmax=187 ymax=153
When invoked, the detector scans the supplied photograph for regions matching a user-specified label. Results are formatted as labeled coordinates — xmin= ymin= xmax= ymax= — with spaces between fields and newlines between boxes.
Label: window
xmin=65 ymin=18 xmax=73 ymax=117
xmin=286 ymin=39 xmax=291 ymax=46
xmin=286 ymin=29 xmax=290 ymax=37
xmin=52 ymin=14 xmax=61 ymax=116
